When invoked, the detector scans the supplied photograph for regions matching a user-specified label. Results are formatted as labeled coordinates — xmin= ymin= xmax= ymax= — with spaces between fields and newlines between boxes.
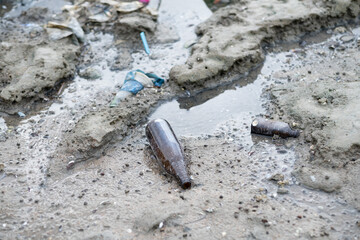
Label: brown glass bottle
xmin=146 ymin=118 xmax=191 ymax=189
xmin=251 ymin=118 xmax=300 ymax=138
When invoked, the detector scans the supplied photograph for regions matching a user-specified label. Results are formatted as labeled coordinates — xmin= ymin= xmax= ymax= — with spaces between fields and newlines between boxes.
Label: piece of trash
xmin=251 ymin=118 xmax=300 ymax=138
xmin=66 ymin=160 xmax=76 ymax=170
xmin=62 ymin=4 xmax=81 ymax=14
xmin=140 ymin=32 xmax=151 ymax=55
xmin=100 ymin=0 xmax=145 ymax=13
xmin=117 ymin=1 xmax=145 ymax=12
xmin=133 ymin=71 xmax=153 ymax=87
xmin=110 ymin=69 xmax=164 ymax=107
xmin=47 ymin=17 xmax=85 ymax=42
xmin=141 ymin=6 xmax=158 ymax=17
xmin=110 ymin=91 xmax=133 ymax=107
xmin=89 ymin=11 xmax=112 ymax=23
xmin=146 ymin=119 xmax=191 ymax=189
xmin=46 ymin=28 xmax=73 ymax=41
xmin=18 ymin=112 xmax=26 ymax=118
xmin=62 ymin=0 xmax=157 ymax=31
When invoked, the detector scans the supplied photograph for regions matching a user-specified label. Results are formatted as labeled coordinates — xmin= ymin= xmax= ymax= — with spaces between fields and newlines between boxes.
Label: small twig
xmin=57 ymin=82 xmax=65 ymax=96
xmin=183 ymin=214 xmax=207 ymax=225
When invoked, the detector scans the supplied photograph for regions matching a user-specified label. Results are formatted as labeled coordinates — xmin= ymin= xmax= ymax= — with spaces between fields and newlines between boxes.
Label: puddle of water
xmin=3 ymin=0 xmax=70 ymax=18
xmin=149 ymin=51 xmax=296 ymax=137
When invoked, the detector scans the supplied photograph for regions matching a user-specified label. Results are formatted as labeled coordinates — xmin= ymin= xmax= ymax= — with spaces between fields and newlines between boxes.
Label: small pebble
xmin=100 ymin=200 xmax=111 ymax=206
xmin=318 ymin=98 xmax=327 ymax=105
xmin=277 ymin=187 xmax=289 ymax=194
xmin=269 ymin=173 xmax=284 ymax=181
xmin=18 ymin=112 xmax=26 ymax=118
xmin=340 ymin=35 xmax=354 ymax=43
xmin=79 ymin=67 xmax=102 ymax=80
xmin=333 ymin=26 xmax=347 ymax=34
xmin=205 ymin=208 xmax=214 ymax=213
xmin=328 ymin=41 xmax=339 ymax=50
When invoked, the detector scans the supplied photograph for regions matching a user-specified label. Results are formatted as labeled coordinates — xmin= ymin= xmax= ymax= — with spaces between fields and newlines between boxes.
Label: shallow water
xmin=149 ymin=50 xmax=297 ymax=137
xmin=2 ymin=0 xmax=70 ymax=18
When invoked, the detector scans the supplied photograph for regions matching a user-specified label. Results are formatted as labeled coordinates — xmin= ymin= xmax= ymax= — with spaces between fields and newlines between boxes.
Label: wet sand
xmin=0 ymin=0 xmax=360 ymax=239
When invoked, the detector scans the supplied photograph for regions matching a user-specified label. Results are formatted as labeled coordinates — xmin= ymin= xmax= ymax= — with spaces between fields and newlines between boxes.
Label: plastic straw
xmin=140 ymin=32 xmax=150 ymax=55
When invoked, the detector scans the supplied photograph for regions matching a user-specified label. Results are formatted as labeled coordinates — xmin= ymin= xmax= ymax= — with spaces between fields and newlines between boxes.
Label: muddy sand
xmin=0 ymin=0 xmax=360 ymax=239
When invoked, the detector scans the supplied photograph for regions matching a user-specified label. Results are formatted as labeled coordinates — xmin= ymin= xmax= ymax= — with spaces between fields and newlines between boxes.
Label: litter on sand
xmin=110 ymin=69 xmax=164 ymax=107
xmin=140 ymin=32 xmax=151 ymax=55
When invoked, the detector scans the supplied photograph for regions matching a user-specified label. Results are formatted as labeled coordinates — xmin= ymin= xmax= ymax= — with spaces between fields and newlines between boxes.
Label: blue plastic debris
xmin=110 ymin=70 xmax=164 ymax=107
xmin=121 ymin=79 xmax=144 ymax=94
xmin=140 ymin=32 xmax=150 ymax=55
xmin=144 ymin=72 xmax=164 ymax=87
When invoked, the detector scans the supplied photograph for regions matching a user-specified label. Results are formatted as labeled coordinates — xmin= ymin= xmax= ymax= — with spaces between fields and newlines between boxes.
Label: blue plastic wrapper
xmin=110 ymin=69 xmax=165 ymax=107
xmin=121 ymin=79 xmax=144 ymax=94
xmin=145 ymin=72 xmax=164 ymax=87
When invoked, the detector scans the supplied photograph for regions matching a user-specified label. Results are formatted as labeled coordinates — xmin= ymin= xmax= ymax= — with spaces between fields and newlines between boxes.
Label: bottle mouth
xmin=181 ymin=181 xmax=191 ymax=189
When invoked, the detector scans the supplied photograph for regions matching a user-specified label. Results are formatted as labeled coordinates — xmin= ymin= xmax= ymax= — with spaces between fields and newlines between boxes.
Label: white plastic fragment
xmin=47 ymin=17 xmax=84 ymax=42
xmin=134 ymin=72 xmax=153 ymax=87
